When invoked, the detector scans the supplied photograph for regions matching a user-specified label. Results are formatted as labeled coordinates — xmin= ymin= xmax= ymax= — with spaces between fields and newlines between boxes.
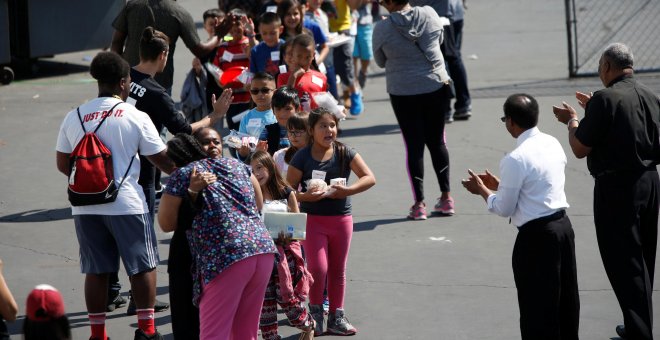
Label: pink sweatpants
xmin=199 ymin=253 xmax=274 ymax=340
xmin=303 ymin=214 xmax=353 ymax=313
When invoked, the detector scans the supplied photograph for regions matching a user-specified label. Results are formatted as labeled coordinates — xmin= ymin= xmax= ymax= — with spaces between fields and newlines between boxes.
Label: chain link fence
xmin=565 ymin=0 xmax=660 ymax=77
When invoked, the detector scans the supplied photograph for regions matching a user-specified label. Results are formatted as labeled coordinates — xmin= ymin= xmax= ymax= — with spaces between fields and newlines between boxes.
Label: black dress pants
xmin=512 ymin=212 xmax=580 ymax=340
xmin=594 ymin=170 xmax=659 ymax=340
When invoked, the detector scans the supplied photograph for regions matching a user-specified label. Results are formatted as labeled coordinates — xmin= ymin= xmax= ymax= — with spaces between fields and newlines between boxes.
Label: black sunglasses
xmin=250 ymin=88 xmax=274 ymax=95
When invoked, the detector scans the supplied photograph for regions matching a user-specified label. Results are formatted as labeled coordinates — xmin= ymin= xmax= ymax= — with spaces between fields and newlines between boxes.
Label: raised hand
xmin=211 ymin=89 xmax=233 ymax=119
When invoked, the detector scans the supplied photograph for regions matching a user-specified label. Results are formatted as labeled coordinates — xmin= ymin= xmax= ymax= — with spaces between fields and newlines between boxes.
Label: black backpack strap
xmin=111 ymin=154 xmax=136 ymax=196
xmin=76 ymin=107 xmax=87 ymax=133
xmin=93 ymin=102 xmax=123 ymax=133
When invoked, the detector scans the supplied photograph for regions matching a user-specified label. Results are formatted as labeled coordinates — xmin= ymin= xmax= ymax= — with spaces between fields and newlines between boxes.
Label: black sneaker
xmin=106 ymin=293 xmax=127 ymax=312
xmin=126 ymin=291 xmax=170 ymax=316
xmin=134 ymin=329 xmax=163 ymax=340
xmin=453 ymin=110 xmax=472 ymax=120
xmin=615 ymin=325 xmax=627 ymax=339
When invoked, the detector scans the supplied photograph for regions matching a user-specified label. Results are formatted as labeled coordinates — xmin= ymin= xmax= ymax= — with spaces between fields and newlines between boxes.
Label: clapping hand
xmin=462 ymin=169 xmax=486 ymax=195
xmin=575 ymin=91 xmax=592 ymax=109
xmin=552 ymin=101 xmax=578 ymax=125
xmin=477 ymin=169 xmax=499 ymax=191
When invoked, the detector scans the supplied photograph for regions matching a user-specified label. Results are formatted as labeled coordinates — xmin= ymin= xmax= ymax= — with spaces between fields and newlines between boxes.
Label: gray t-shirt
xmin=289 ymin=144 xmax=357 ymax=216
xmin=113 ymin=0 xmax=201 ymax=90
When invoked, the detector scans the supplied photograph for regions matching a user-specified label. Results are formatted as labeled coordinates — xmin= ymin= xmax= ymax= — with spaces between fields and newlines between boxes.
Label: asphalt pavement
xmin=1 ymin=0 xmax=660 ymax=339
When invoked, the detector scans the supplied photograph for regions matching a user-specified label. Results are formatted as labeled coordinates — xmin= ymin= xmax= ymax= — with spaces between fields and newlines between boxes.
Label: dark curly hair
xmin=90 ymin=51 xmax=129 ymax=86
xmin=166 ymin=133 xmax=208 ymax=167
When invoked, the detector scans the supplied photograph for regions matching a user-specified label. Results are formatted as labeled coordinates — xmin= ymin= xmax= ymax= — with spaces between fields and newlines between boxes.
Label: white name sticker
xmin=312 ymin=170 xmax=327 ymax=181
xmin=279 ymin=64 xmax=288 ymax=74
xmin=247 ymin=118 xmax=262 ymax=128
xmin=270 ymin=51 xmax=280 ymax=61
xmin=266 ymin=5 xmax=277 ymax=13
xmin=311 ymin=74 xmax=324 ymax=88
xmin=222 ymin=51 xmax=234 ymax=62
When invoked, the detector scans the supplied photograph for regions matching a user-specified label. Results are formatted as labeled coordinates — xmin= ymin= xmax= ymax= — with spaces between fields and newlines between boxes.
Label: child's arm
xmin=251 ymin=174 xmax=264 ymax=212
xmin=287 ymin=189 xmax=300 ymax=213
xmin=242 ymin=16 xmax=258 ymax=58
xmin=286 ymin=166 xmax=324 ymax=203
xmin=288 ymin=67 xmax=305 ymax=88
xmin=326 ymin=153 xmax=376 ymax=199
xmin=316 ymin=42 xmax=330 ymax=64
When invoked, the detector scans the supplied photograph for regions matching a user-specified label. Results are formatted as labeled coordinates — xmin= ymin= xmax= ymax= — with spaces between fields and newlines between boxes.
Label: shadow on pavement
xmin=339 ymin=124 xmax=400 ymax=138
xmin=354 ymin=217 xmax=408 ymax=232
xmin=9 ymin=58 xmax=90 ymax=82
xmin=0 ymin=208 xmax=71 ymax=223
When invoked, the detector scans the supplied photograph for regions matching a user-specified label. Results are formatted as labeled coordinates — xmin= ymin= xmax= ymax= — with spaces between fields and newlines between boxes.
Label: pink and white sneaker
xmin=408 ymin=202 xmax=427 ymax=220
xmin=434 ymin=197 xmax=455 ymax=216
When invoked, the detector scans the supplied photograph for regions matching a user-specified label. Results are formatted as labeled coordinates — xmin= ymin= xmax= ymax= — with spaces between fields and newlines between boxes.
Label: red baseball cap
xmin=25 ymin=284 xmax=66 ymax=321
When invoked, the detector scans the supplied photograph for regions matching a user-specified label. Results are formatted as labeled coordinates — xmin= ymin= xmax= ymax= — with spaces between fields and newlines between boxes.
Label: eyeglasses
xmin=500 ymin=116 xmax=507 ymax=122
xmin=287 ymin=130 xmax=306 ymax=137
xmin=250 ymin=88 xmax=274 ymax=95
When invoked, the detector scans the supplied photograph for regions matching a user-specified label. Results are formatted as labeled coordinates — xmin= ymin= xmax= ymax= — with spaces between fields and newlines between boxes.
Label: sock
xmin=137 ymin=308 xmax=156 ymax=335
xmin=88 ymin=313 xmax=107 ymax=340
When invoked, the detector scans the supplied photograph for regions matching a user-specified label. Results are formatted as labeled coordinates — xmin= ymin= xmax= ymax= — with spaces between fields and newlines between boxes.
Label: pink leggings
xmin=303 ymin=214 xmax=353 ymax=313
xmin=199 ymin=253 xmax=274 ymax=340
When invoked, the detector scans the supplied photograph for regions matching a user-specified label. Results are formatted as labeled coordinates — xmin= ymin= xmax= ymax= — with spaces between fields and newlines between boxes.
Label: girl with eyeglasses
xmin=273 ymin=112 xmax=309 ymax=178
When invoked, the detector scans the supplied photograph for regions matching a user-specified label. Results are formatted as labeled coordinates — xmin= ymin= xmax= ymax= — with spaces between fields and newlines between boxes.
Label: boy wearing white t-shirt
xmin=55 ymin=52 xmax=174 ymax=340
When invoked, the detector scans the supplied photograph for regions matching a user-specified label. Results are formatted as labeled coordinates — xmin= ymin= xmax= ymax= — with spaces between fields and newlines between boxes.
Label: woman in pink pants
xmin=287 ymin=108 xmax=376 ymax=336
xmin=159 ymin=129 xmax=277 ymax=339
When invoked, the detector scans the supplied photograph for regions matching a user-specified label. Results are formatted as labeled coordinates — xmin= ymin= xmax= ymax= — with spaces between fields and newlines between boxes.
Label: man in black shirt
xmin=129 ymin=27 xmax=232 ymax=219
xmin=112 ymin=0 xmax=228 ymax=93
xmin=553 ymin=43 xmax=660 ymax=340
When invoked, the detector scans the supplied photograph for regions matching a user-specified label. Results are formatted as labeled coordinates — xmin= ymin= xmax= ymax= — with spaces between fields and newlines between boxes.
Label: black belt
xmin=519 ymin=210 xmax=566 ymax=230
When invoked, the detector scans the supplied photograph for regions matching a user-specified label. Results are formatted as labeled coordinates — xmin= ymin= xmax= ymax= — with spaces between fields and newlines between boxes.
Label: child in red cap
xmin=24 ymin=284 xmax=71 ymax=340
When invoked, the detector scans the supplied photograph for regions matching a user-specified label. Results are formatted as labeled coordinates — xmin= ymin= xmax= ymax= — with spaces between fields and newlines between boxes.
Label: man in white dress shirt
xmin=462 ymin=93 xmax=579 ymax=340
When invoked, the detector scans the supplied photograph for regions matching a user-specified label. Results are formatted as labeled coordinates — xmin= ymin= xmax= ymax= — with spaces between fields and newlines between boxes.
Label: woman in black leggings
xmin=373 ymin=0 xmax=454 ymax=220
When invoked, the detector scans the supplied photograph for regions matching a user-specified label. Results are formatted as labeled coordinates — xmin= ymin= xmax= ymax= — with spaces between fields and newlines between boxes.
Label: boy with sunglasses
xmin=237 ymin=72 xmax=278 ymax=159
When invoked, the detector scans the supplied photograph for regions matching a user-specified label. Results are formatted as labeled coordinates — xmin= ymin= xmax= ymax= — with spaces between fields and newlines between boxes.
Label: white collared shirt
xmin=486 ymin=127 xmax=570 ymax=227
